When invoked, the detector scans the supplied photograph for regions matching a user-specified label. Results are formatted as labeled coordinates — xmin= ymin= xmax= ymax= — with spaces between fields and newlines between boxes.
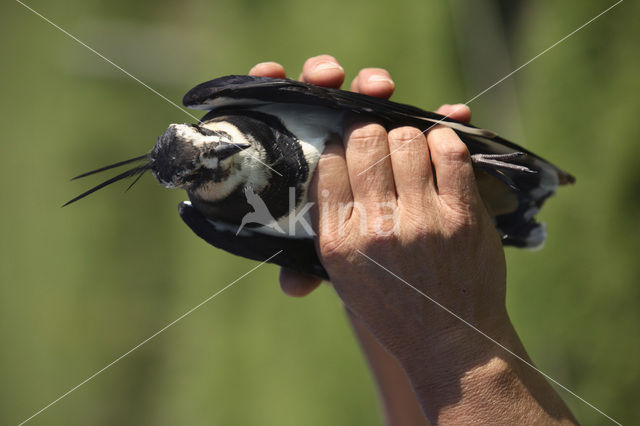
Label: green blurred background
xmin=1 ymin=0 xmax=638 ymax=424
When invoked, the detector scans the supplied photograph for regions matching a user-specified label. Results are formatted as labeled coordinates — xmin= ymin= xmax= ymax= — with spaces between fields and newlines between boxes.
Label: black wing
xmin=179 ymin=202 xmax=328 ymax=279
xmin=183 ymin=75 xmax=574 ymax=183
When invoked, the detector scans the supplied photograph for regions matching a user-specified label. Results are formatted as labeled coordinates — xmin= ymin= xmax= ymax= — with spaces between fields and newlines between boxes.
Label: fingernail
xmin=314 ymin=62 xmax=344 ymax=72
xmin=367 ymin=74 xmax=395 ymax=87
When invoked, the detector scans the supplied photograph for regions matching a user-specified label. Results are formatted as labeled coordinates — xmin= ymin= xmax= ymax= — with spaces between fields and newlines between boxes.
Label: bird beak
xmin=213 ymin=141 xmax=252 ymax=160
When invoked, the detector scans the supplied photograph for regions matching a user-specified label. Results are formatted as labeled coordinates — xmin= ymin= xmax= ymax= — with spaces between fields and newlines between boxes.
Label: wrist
xmin=397 ymin=311 xmax=519 ymax=407
xmin=397 ymin=304 xmax=514 ymax=374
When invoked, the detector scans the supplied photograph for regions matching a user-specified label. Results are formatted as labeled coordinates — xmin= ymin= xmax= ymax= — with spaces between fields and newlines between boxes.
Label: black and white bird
xmin=65 ymin=75 xmax=575 ymax=279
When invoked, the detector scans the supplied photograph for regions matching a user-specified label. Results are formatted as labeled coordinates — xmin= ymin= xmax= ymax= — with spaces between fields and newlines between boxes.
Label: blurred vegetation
xmin=1 ymin=0 xmax=638 ymax=425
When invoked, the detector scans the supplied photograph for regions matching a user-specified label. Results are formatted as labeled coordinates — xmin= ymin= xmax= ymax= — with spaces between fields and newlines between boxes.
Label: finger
xmin=344 ymin=123 xmax=396 ymax=205
xmin=427 ymin=126 xmax=480 ymax=207
xmin=299 ymin=54 xmax=345 ymax=88
xmin=388 ymin=127 xmax=433 ymax=203
xmin=279 ymin=267 xmax=322 ymax=297
xmin=436 ymin=103 xmax=471 ymax=123
xmin=249 ymin=62 xmax=286 ymax=78
xmin=350 ymin=68 xmax=395 ymax=99
xmin=349 ymin=76 xmax=359 ymax=92
xmin=309 ymin=141 xmax=353 ymax=237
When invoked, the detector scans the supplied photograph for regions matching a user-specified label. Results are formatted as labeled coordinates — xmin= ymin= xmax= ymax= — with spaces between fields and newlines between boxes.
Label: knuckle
xmin=388 ymin=126 xmax=424 ymax=144
xmin=431 ymin=128 xmax=470 ymax=162
xmin=318 ymin=234 xmax=351 ymax=261
xmin=316 ymin=151 xmax=342 ymax=169
xmin=347 ymin=123 xmax=387 ymax=148
xmin=315 ymin=143 xmax=345 ymax=174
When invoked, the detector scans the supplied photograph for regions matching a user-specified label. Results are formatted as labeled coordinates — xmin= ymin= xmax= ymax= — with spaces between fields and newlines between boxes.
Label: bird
xmin=65 ymin=75 xmax=575 ymax=280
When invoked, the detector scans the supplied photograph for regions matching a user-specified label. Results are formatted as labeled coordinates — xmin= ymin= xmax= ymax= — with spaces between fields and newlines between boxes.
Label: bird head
xmin=150 ymin=123 xmax=251 ymax=190
xmin=63 ymin=121 xmax=253 ymax=206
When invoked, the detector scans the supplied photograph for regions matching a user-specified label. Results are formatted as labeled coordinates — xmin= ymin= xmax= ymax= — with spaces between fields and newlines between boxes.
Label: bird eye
xmin=183 ymin=170 xmax=201 ymax=183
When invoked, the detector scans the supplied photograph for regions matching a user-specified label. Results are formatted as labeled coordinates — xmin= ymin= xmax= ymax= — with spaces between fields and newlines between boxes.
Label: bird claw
xmin=471 ymin=152 xmax=535 ymax=173
xmin=471 ymin=152 xmax=536 ymax=191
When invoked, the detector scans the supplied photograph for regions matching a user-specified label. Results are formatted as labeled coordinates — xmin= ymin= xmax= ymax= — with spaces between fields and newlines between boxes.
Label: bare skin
xmin=250 ymin=55 xmax=577 ymax=425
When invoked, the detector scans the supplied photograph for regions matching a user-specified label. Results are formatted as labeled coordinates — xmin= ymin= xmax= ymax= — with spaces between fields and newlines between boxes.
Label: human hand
xmin=300 ymin=74 xmax=507 ymax=367
xmin=250 ymin=57 xmax=506 ymax=358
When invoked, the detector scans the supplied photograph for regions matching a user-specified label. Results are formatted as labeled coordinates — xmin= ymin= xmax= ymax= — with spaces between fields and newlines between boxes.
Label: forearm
xmin=346 ymin=309 xmax=430 ymax=426
xmin=399 ymin=319 xmax=578 ymax=425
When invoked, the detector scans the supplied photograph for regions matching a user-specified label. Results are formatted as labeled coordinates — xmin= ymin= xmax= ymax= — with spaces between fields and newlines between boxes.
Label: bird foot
xmin=471 ymin=152 xmax=536 ymax=191
xmin=471 ymin=152 xmax=535 ymax=174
